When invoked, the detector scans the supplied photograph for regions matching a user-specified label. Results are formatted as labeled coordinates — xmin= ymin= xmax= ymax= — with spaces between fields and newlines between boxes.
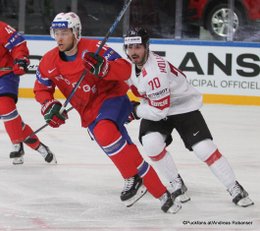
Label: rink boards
xmin=19 ymin=36 xmax=260 ymax=105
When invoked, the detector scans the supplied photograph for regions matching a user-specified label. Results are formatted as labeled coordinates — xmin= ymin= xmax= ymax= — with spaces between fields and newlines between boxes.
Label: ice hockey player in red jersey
xmin=0 ymin=21 xmax=56 ymax=165
xmin=33 ymin=12 xmax=182 ymax=213
xmin=124 ymin=27 xmax=254 ymax=207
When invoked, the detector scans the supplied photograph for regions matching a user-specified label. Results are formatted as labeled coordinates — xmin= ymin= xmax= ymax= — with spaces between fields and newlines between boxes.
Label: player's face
xmin=54 ymin=28 xmax=77 ymax=53
xmin=126 ymin=44 xmax=147 ymax=66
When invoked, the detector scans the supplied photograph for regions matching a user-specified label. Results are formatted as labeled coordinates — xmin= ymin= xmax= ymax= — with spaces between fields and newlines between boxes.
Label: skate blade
xmin=46 ymin=155 xmax=57 ymax=164
xmin=237 ymin=197 xmax=254 ymax=207
xmin=178 ymin=193 xmax=191 ymax=203
xmin=49 ymin=156 xmax=57 ymax=164
xmin=125 ymin=185 xmax=147 ymax=207
xmin=167 ymin=202 xmax=182 ymax=214
xmin=13 ymin=157 xmax=24 ymax=165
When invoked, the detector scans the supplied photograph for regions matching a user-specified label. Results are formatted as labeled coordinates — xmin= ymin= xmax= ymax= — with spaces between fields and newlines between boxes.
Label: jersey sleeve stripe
xmin=5 ymin=32 xmax=25 ymax=51
xmin=36 ymin=69 xmax=53 ymax=87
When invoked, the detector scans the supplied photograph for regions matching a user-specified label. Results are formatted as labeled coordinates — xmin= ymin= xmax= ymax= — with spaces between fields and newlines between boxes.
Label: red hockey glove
xmin=126 ymin=101 xmax=140 ymax=124
xmin=82 ymin=51 xmax=109 ymax=78
xmin=13 ymin=57 xmax=30 ymax=75
xmin=41 ymin=99 xmax=68 ymax=128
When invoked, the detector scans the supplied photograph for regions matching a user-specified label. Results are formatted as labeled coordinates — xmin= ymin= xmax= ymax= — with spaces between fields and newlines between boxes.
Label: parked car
xmin=187 ymin=0 xmax=260 ymax=40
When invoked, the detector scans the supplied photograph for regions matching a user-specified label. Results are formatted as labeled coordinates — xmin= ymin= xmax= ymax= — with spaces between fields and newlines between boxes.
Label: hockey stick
xmin=23 ymin=106 xmax=74 ymax=143
xmin=59 ymin=0 xmax=133 ymax=114
xmin=0 ymin=67 xmax=12 ymax=71
xmin=0 ymin=66 xmax=37 ymax=72
xmin=24 ymin=0 xmax=133 ymax=141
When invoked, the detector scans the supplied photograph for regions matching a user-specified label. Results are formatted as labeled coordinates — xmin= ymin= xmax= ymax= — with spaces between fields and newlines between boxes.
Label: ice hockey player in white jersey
xmin=123 ymin=27 xmax=254 ymax=207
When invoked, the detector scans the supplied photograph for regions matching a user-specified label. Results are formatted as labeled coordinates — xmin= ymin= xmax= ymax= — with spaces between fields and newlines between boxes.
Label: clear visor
xmin=50 ymin=28 xmax=81 ymax=42
xmin=50 ymin=21 xmax=69 ymax=39
xmin=50 ymin=28 xmax=73 ymax=39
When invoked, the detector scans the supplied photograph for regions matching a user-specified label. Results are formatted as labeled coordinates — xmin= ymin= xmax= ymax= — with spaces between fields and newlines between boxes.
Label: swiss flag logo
xmin=148 ymin=95 xmax=170 ymax=110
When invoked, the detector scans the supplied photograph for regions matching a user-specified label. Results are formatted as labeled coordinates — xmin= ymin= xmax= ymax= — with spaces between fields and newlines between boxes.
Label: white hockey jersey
xmin=127 ymin=51 xmax=203 ymax=121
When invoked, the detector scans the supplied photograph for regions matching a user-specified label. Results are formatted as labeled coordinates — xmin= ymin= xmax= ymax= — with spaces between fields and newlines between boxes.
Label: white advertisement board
xmin=20 ymin=36 xmax=260 ymax=104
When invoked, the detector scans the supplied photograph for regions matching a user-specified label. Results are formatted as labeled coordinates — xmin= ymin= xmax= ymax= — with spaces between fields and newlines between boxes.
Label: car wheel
xmin=206 ymin=4 xmax=244 ymax=40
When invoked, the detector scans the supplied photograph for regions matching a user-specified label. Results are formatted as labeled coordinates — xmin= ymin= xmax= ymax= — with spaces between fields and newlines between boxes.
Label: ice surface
xmin=0 ymin=99 xmax=259 ymax=231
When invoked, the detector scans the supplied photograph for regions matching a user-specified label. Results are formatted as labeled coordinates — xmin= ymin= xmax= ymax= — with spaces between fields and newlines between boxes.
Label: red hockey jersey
xmin=0 ymin=21 xmax=29 ymax=77
xmin=34 ymin=38 xmax=131 ymax=127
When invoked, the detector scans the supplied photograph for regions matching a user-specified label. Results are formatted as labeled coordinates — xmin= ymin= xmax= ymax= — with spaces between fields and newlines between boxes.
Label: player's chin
xmin=131 ymin=57 xmax=140 ymax=64
xmin=58 ymin=44 xmax=65 ymax=51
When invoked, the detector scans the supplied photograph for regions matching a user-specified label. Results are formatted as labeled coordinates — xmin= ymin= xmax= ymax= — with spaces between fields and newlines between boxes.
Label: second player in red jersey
xmin=0 ymin=20 xmax=56 ymax=165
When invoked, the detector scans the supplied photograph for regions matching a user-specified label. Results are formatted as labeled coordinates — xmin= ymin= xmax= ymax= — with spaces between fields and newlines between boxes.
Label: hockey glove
xmin=82 ymin=51 xmax=109 ymax=78
xmin=41 ymin=99 xmax=68 ymax=128
xmin=13 ymin=57 xmax=30 ymax=75
xmin=126 ymin=101 xmax=140 ymax=124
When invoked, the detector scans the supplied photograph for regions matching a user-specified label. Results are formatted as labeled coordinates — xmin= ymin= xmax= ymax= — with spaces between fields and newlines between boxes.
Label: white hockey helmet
xmin=50 ymin=12 xmax=82 ymax=40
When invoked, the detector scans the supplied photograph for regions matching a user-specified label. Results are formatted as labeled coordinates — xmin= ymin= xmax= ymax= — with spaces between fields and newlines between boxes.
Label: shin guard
xmin=93 ymin=120 xmax=140 ymax=178
xmin=93 ymin=120 xmax=167 ymax=198
xmin=138 ymin=159 xmax=167 ymax=198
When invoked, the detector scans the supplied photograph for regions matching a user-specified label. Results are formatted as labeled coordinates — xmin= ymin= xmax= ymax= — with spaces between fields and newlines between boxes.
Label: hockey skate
xmin=10 ymin=143 xmax=25 ymax=165
xmin=169 ymin=174 xmax=190 ymax=203
xmin=160 ymin=191 xmax=182 ymax=214
xmin=37 ymin=143 xmax=57 ymax=164
xmin=120 ymin=174 xmax=147 ymax=207
xmin=228 ymin=181 xmax=254 ymax=207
